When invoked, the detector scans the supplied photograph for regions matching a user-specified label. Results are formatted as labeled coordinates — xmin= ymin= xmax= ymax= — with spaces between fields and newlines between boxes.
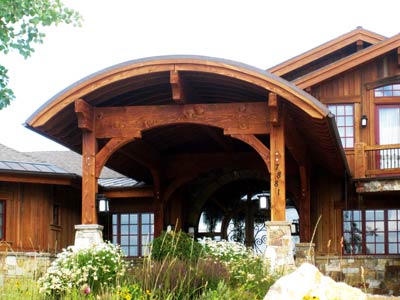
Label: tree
xmin=0 ymin=0 xmax=81 ymax=109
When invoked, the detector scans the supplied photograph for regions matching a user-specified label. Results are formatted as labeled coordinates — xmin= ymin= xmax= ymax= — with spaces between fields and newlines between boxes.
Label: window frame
xmin=343 ymin=209 xmax=400 ymax=255
xmin=112 ymin=212 xmax=154 ymax=257
xmin=327 ymin=104 xmax=355 ymax=149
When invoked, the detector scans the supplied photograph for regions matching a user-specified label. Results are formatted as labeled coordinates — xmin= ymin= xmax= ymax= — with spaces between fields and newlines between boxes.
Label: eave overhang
xmin=25 ymin=55 xmax=348 ymax=176
xmin=268 ymin=27 xmax=386 ymax=77
xmin=293 ymin=33 xmax=400 ymax=89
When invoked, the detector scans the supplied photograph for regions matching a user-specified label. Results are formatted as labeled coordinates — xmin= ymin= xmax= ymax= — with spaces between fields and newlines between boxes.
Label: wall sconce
xmin=361 ymin=115 xmax=368 ymax=128
xmin=97 ymin=194 xmax=109 ymax=213
xmin=259 ymin=195 xmax=269 ymax=210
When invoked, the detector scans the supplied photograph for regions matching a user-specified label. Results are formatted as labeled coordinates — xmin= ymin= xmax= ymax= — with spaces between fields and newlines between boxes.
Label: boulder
xmin=264 ymin=262 xmax=367 ymax=300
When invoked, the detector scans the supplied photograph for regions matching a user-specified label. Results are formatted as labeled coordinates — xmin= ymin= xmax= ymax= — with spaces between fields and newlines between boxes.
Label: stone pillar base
xmin=295 ymin=242 xmax=315 ymax=266
xmin=265 ymin=221 xmax=295 ymax=271
xmin=74 ymin=224 xmax=104 ymax=249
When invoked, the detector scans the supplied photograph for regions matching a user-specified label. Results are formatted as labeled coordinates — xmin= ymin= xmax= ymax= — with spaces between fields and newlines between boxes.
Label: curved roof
xmin=25 ymin=55 xmax=347 ymax=180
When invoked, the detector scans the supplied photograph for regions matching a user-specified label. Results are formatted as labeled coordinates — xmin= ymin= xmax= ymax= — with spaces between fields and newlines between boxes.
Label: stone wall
xmin=315 ymin=255 xmax=400 ymax=296
xmin=0 ymin=251 xmax=52 ymax=285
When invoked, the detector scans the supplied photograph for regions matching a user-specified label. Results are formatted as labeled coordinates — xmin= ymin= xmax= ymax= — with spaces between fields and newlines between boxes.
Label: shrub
xmin=38 ymin=241 xmax=127 ymax=298
xmin=151 ymin=230 xmax=203 ymax=261
xmin=199 ymin=238 xmax=280 ymax=300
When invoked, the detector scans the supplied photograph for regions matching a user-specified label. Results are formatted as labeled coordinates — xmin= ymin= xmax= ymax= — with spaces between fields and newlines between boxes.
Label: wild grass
xmin=0 ymin=231 xmax=281 ymax=300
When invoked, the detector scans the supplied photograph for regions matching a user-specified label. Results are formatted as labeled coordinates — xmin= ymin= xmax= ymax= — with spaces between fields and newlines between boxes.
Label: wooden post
xmin=82 ymin=130 xmax=98 ymax=224
xmin=269 ymin=93 xmax=286 ymax=221
xmin=152 ymin=170 xmax=164 ymax=236
xmin=354 ymin=142 xmax=366 ymax=178
xmin=75 ymin=99 xmax=98 ymax=225
xmin=299 ymin=165 xmax=311 ymax=241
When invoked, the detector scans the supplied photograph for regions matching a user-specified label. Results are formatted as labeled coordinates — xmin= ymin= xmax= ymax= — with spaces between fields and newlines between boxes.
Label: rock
xmin=264 ymin=262 xmax=367 ymax=300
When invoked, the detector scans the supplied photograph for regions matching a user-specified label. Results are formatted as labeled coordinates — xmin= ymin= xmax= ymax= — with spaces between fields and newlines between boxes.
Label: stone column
xmin=74 ymin=224 xmax=104 ymax=249
xmin=265 ymin=221 xmax=295 ymax=271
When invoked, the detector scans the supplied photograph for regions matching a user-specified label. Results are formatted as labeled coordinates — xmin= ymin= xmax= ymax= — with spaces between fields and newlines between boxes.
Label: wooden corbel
xmin=268 ymin=92 xmax=279 ymax=126
xmin=75 ymin=99 xmax=94 ymax=131
xmin=170 ymin=70 xmax=186 ymax=104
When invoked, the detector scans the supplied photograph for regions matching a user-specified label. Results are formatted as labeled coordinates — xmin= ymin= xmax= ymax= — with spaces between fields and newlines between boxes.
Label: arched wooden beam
xmin=229 ymin=134 xmax=271 ymax=173
xmin=95 ymin=137 xmax=135 ymax=178
xmin=27 ymin=56 xmax=329 ymax=129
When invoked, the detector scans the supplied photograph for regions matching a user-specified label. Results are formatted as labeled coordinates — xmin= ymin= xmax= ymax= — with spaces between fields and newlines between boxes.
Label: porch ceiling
xmin=25 ymin=56 xmax=348 ymax=181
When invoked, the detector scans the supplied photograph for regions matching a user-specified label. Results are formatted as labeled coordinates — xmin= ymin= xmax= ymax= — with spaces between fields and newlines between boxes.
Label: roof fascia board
xmin=293 ymin=33 xmax=400 ymax=89
xmin=269 ymin=28 xmax=386 ymax=77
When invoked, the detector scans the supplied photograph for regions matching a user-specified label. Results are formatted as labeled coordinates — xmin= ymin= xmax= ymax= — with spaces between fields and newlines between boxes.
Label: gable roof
xmin=0 ymin=144 xmax=140 ymax=188
xmin=292 ymin=32 xmax=400 ymax=89
xmin=268 ymin=27 xmax=386 ymax=79
xmin=0 ymin=143 xmax=70 ymax=175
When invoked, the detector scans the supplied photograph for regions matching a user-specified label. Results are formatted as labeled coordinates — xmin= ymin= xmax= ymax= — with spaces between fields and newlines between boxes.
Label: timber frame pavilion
xmin=26 ymin=56 xmax=347 ymax=250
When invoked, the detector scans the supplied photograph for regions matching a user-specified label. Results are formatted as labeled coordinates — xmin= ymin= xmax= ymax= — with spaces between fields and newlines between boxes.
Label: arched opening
xmin=195 ymin=177 xmax=299 ymax=254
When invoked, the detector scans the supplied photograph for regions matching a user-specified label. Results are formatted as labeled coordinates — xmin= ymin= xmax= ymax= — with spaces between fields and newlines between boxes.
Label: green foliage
xmin=38 ymin=242 xmax=128 ymax=298
xmin=151 ymin=230 xmax=203 ymax=261
xmin=198 ymin=281 xmax=256 ymax=300
xmin=200 ymin=238 xmax=280 ymax=300
xmin=0 ymin=0 xmax=81 ymax=108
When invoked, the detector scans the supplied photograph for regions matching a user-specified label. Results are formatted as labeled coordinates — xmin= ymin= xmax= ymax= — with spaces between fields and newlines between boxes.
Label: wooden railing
xmin=354 ymin=143 xmax=400 ymax=178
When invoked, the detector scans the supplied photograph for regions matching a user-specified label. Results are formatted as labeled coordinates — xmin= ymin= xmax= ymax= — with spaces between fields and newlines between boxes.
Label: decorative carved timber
xmin=170 ymin=70 xmax=186 ymax=104
xmin=94 ymin=102 xmax=269 ymax=138
xmin=268 ymin=93 xmax=279 ymax=126
xmin=75 ymin=99 xmax=94 ymax=131
xmin=229 ymin=134 xmax=271 ymax=173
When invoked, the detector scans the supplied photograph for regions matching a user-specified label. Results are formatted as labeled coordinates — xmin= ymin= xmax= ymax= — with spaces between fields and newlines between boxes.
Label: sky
xmin=0 ymin=0 xmax=399 ymax=152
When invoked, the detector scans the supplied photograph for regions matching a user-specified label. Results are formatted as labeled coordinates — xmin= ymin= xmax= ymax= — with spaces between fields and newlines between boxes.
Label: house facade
xmin=2 ymin=27 xmax=400 ymax=292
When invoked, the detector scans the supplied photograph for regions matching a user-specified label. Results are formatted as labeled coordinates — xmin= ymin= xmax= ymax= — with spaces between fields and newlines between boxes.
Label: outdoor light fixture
xmin=259 ymin=195 xmax=269 ymax=210
xmin=361 ymin=115 xmax=368 ymax=128
xmin=97 ymin=194 xmax=109 ymax=213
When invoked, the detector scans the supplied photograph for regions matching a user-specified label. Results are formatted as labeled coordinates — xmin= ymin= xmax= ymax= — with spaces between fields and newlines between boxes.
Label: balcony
xmin=354 ymin=143 xmax=400 ymax=178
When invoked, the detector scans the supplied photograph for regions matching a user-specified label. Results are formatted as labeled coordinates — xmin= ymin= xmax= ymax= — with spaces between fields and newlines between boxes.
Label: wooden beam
xmin=170 ymin=70 xmax=186 ymax=104
xmin=95 ymin=137 xmax=135 ymax=178
xmin=229 ymin=134 xmax=271 ymax=173
xmin=94 ymin=102 xmax=269 ymax=138
xmin=75 ymin=99 xmax=94 ymax=131
xmin=103 ymin=187 xmax=154 ymax=198
xmin=81 ymin=130 xmax=98 ymax=224
xmin=270 ymin=102 xmax=286 ymax=221
xmin=0 ymin=174 xmax=76 ymax=186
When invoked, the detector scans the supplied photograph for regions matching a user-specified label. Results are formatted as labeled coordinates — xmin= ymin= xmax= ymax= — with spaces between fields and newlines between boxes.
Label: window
xmin=328 ymin=104 xmax=354 ymax=148
xmin=343 ymin=209 xmax=400 ymax=255
xmin=0 ymin=200 xmax=5 ymax=240
xmin=112 ymin=213 xmax=154 ymax=257
xmin=374 ymin=84 xmax=400 ymax=97
xmin=52 ymin=203 xmax=60 ymax=225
